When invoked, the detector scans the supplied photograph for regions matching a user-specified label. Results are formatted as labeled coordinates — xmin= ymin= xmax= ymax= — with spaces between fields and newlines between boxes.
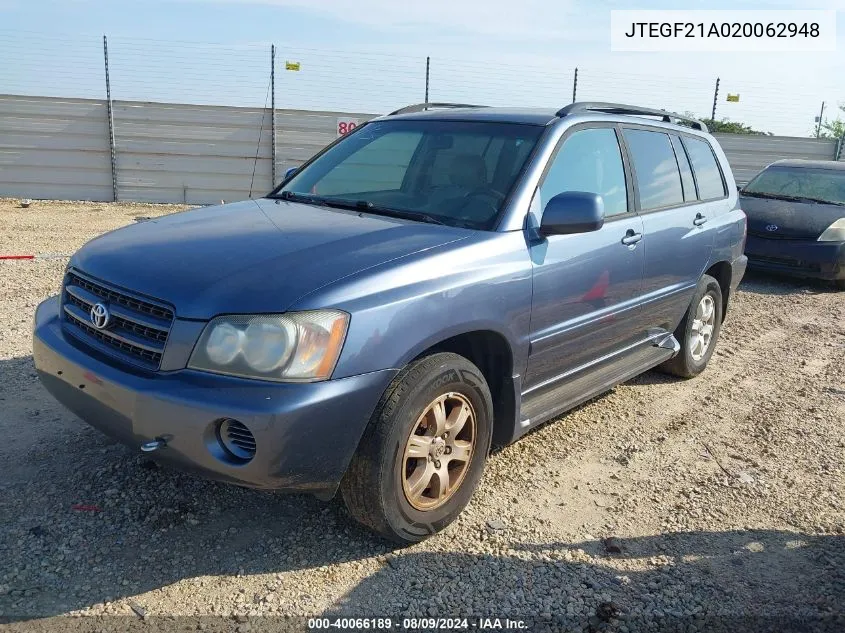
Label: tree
xmin=681 ymin=112 xmax=771 ymax=135
xmin=699 ymin=118 xmax=772 ymax=135
xmin=817 ymin=104 xmax=845 ymax=139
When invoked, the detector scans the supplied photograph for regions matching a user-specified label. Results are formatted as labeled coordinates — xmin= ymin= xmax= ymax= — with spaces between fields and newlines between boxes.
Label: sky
xmin=0 ymin=0 xmax=843 ymax=135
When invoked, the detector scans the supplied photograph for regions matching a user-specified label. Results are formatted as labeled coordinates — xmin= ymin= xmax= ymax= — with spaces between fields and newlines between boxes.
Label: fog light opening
xmin=216 ymin=418 xmax=256 ymax=463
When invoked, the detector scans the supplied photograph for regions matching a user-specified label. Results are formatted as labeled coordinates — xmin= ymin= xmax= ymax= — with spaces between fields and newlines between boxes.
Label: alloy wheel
xmin=690 ymin=294 xmax=716 ymax=362
xmin=401 ymin=392 xmax=476 ymax=511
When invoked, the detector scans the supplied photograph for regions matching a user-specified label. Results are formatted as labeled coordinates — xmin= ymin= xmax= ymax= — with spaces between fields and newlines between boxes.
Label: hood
xmin=70 ymin=198 xmax=469 ymax=319
xmin=740 ymin=195 xmax=845 ymax=240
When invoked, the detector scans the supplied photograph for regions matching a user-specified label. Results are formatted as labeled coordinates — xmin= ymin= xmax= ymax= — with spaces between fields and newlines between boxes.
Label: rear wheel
xmin=340 ymin=353 xmax=493 ymax=543
xmin=659 ymin=274 xmax=723 ymax=378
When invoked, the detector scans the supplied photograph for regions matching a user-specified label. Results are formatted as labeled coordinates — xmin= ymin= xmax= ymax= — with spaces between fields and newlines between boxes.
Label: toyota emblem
xmin=765 ymin=224 xmax=779 ymax=232
xmin=89 ymin=303 xmax=110 ymax=330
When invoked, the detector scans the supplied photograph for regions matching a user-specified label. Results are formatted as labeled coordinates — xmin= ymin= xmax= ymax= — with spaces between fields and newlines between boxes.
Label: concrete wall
xmin=712 ymin=133 xmax=838 ymax=184
xmin=0 ymin=94 xmax=376 ymax=204
xmin=1 ymin=94 xmax=840 ymax=202
xmin=0 ymin=95 xmax=113 ymax=201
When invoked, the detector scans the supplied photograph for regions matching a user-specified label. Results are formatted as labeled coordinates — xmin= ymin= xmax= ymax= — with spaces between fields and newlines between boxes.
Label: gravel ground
xmin=1 ymin=198 xmax=843 ymax=632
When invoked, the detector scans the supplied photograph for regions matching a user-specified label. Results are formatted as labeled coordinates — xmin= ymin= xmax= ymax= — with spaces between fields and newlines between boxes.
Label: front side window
xmin=539 ymin=127 xmax=628 ymax=217
xmin=684 ymin=137 xmax=727 ymax=200
xmin=623 ymin=129 xmax=684 ymax=211
xmin=278 ymin=120 xmax=544 ymax=230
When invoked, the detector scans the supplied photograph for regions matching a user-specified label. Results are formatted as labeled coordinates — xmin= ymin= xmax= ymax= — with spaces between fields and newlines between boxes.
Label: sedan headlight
xmin=818 ymin=218 xmax=845 ymax=242
xmin=189 ymin=310 xmax=349 ymax=382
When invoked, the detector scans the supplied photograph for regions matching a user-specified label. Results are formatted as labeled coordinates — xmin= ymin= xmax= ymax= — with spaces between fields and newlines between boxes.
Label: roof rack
xmin=556 ymin=102 xmax=708 ymax=132
xmin=388 ymin=102 xmax=487 ymax=116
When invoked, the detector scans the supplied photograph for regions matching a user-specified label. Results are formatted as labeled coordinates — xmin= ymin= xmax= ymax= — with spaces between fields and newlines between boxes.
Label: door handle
xmin=621 ymin=230 xmax=643 ymax=246
xmin=693 ymin=213 xmax=708 ymax=226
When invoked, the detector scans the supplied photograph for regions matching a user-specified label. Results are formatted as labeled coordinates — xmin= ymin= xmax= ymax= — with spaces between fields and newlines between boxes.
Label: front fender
xmin=291 ymin=232 xmax=534 ymax=381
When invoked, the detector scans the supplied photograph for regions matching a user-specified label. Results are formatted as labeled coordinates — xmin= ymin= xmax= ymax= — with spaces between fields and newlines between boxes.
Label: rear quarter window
xmin=683 ymin=137 xmax=727 ymax=200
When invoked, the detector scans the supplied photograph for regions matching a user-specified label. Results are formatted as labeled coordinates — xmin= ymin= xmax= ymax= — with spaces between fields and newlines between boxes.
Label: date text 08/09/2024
xmin=308 ymin=618 xmax=529 ymax=630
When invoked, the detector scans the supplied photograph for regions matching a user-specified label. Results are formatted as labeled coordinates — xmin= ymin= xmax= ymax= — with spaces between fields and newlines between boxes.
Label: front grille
xmin=749 ymin=255 xmax=822 ymax=272
xmin=61 ymin=271 xmax=174 ymax=370
xmin=748 ymin=230 xmax=813 ymax=241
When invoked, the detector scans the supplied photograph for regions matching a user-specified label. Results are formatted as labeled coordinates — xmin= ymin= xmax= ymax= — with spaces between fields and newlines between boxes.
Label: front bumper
xmin=33 ymin=296 xmax=397 ymax=497
xmin=745 ymin=235 xmax=845 ymax=281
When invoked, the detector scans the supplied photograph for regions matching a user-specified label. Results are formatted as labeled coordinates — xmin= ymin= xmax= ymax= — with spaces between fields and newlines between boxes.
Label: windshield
xmin=743 ymin=165 xmax=845 ymax=205
xmin=274 ymin=119 xmax=544 ymax=230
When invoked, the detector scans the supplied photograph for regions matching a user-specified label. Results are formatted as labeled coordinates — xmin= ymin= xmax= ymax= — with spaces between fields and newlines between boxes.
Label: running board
xmin=654 ymin=332 xmax=680 ymax=355
xmin=519 ymin=340 xmax=677 ymax=435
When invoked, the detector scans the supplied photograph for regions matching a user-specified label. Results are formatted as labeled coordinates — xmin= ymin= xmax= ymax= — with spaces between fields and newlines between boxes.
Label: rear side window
xmin=539 ymin=127 xmax=628 ymax=217
xmin=622 ymin=129 xmax=684 ymax=211
xmin=683 ymin=137 xmax=727 ymax=199
xmin=670 ymin=135 xmax=697 ymax=201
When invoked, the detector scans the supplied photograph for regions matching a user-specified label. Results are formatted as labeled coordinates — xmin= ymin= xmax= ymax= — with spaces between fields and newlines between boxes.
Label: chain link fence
xmin=1 ymin=31 xmax=843 ymax=203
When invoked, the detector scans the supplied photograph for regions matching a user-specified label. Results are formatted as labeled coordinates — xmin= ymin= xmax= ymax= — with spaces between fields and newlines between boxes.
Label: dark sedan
xmin=740 ymin=159 xmax=845 ymax=289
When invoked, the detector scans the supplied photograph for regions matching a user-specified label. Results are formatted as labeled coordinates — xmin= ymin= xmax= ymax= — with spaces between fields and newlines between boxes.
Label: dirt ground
xmin=0 ymin=198 xmax=843 ymax=632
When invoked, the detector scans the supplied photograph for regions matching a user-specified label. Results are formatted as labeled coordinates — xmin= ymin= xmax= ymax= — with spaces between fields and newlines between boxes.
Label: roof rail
xmin=388 ymin=102 xmax=487 ymax=116
xmin=556 ymin=102 xmax=708 ymax=132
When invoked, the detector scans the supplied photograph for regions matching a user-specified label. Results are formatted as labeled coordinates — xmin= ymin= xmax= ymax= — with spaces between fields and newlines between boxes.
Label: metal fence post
xmin=711 ymin=77 xmax=720 ymax=122
xmin=815 ymin=101 xmax=825 ymax=138
xmin=572 ymin=68 xmax=578 ymax=103
xmin=271 ymin=44 xmax=276 ymax=186
xmin=103 ymin=35 xmax=118 ymax=202
xmin=425 ymin=56 xmax=430 ymax=103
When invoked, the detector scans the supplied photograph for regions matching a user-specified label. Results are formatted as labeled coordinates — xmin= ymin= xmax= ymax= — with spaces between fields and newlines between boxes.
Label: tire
xmin=835 ymin=279 xmax=845 ymax=291
xmin=659 ymin=274 xmax=723 ymax=379
xmin=340 ymin=352 xmax=493 ymax=543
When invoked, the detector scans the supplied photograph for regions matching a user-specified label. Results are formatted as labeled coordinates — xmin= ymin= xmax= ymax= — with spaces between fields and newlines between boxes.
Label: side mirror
xmin=284 ymin=167 xmax=298 ymax=180
xmin=540 ymin=191 xmax=605 ymax=236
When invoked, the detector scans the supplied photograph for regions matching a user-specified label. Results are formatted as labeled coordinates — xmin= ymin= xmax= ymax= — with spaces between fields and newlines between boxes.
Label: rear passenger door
xmin=620 ymin=127 xmax=724 ymax=333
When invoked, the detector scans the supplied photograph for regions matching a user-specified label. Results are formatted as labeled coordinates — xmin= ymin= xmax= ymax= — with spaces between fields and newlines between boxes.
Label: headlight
xmin=818 ymin=218 xmax=845 ymax=242
xmin=188 ymin=310 xmax=349 ymax=382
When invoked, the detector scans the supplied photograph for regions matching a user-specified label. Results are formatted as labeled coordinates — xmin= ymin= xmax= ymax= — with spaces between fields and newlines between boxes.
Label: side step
xmin=654 ymin=332 xmax=681 ymax=354
xmin=519 ymin=335 xmax=679 ymax=433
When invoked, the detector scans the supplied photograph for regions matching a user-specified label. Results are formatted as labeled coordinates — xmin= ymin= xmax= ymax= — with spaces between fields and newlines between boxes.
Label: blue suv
xmin=33 ymin=102 xmax=747 ymax=542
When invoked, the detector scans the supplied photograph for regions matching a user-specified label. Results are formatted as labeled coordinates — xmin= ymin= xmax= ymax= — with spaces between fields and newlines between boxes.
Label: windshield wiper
xmin=272 ymin=190 xmax=328 ymax=205
xmin=320 ymin=198 xmax=448 ymax=226
xmin=793 ymin=196 xmax=845 ymax=207
xmin=740 ymin=191 xmax=803 ymax=201
xmin=272 ymin=192 xmax=470 ymax=226
xmin=741 ymin=190 xmax=845 ymax=206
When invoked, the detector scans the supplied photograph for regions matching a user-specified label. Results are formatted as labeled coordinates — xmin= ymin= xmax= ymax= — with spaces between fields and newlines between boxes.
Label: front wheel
xmin=659 ymin=274 xmax=723 ymax=378
xmin=340 ymin=353 xmax=493 ymax=543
